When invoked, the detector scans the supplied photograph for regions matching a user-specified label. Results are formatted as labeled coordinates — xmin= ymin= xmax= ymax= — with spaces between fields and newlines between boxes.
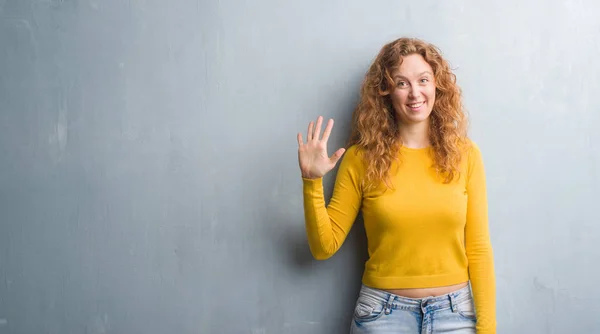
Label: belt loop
xmin=449 ymin=293 xmax=457 ymax=313
xmin=384 ymin=294 xmax=394 ymax=315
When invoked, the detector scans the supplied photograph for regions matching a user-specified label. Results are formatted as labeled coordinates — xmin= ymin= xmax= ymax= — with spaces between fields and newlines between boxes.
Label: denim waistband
xmin=358 ymin=284 xmax=473 ymax=313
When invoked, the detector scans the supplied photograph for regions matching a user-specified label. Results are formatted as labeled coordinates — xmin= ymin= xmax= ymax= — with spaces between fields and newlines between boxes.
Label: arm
xmin=302 ymin=146 xmax=364 ymax=260
xmin=465 ymin=143 xmax=497 ymax=333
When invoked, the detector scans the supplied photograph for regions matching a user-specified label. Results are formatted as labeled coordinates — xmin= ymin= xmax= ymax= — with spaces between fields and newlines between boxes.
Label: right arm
xmin=297 ymin=116 xmax=363 ymax=260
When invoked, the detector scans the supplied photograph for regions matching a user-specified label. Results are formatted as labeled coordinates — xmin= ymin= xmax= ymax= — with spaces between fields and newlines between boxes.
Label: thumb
xmin=329 ymin=148 xmax=346 ymax=165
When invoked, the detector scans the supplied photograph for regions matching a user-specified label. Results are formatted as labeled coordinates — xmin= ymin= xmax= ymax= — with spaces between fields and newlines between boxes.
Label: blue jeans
xmin=349 ymin=284 xmax=477 ymax=333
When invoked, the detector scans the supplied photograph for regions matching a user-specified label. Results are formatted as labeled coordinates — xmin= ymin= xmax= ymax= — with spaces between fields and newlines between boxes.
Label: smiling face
xmin=389 ymin=54 xmax=436 ymax=126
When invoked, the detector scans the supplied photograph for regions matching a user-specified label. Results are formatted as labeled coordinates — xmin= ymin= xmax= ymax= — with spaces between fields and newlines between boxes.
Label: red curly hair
xmin=348 ymin=37 xmax=470 ymax=191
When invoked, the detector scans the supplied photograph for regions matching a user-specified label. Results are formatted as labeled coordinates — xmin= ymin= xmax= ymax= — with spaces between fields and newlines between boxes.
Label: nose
xmin=408 ymin=85 xmax=419 ymax=99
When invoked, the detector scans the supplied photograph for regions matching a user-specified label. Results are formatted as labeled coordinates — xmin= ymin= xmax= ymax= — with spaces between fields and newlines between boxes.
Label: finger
xmin=297 ymin=132 xmax=303 ymax=146
xmin=321 ymin=118 xmax=334 ymax=142
xmin=314 ymin=116 xmax=323 ymax=140
xmin=330 ymin=147 xmax=346 ymax=163
xmin=307 ymin=121 xmax=314 ymax=142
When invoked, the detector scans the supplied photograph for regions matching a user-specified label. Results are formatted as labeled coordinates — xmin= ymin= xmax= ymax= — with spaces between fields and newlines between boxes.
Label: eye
xmin=396 ymin=81 xmax=407 ymax=87
xmin=420 ymin=78 xmax=429 ymax=83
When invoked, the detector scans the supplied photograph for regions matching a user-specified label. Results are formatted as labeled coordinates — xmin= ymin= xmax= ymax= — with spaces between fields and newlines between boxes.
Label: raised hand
xmin=297 ymin=116 xmax=346 ymax=179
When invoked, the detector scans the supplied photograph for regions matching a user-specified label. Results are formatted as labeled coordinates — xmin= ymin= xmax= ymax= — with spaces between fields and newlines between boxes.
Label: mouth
xmin=406 ymin=101 xmax=425 ymax=111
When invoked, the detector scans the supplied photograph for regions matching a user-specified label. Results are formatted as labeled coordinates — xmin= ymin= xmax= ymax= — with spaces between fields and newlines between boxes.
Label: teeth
xmin=408 ymin=102 xmax=424 ymax=108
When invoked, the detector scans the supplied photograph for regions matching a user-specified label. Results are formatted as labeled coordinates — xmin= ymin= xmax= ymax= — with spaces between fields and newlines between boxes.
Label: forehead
xmin=392 ymin=54 xmax=433 ymax=77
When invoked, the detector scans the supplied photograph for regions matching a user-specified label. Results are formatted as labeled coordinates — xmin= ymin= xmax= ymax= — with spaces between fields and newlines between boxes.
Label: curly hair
xmin=347 ymin=37 xmax=469 ymax=191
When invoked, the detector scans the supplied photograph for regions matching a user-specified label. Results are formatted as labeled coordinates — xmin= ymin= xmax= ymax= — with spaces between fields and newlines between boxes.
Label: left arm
xmin=465 ymin=143 xmax=497 ymax=333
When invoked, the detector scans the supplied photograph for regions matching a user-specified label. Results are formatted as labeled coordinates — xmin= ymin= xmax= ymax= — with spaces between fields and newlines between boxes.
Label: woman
xmin=296 ymin=37 xmax=496 ymax=333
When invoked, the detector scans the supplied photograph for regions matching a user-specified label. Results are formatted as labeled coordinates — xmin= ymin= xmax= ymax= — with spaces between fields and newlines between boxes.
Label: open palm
xmin=297 ymin=116 xmax=346 ymax=179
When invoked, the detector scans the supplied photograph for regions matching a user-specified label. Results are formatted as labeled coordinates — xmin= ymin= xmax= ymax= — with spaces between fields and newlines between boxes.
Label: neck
xmin=398 ymin=121 xmax=430 ymax=148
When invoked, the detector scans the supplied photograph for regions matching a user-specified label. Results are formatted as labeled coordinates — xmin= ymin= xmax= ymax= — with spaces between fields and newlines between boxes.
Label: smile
xmin=407 ymin=101 xmax=425 ymax=109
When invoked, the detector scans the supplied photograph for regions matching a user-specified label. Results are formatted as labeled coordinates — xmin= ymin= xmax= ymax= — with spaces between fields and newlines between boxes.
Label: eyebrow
xmin=393 ymin=71 xmax=433 ymax=79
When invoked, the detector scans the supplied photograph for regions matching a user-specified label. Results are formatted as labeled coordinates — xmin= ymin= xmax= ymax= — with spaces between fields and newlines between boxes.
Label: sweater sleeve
xmin=301 ymin=146 xmax=364 ymax=260
xmin=465 ymin=143 xmax=497 ymax=333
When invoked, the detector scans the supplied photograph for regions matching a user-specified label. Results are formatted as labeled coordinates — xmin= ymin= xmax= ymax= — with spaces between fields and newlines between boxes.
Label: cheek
xmin=391 ymin=90 xmax=408 ymax=106
xmin=427 ymin=86 xmax=436 ymax=101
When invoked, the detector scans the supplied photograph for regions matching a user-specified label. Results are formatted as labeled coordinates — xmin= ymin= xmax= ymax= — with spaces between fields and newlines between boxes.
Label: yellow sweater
xmin=302 ymin=141 xmax=496 ymax=333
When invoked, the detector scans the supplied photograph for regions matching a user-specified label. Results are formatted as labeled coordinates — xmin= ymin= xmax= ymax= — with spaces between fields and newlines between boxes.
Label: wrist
xmin=301 ymin=173 xmax=322 ymax=180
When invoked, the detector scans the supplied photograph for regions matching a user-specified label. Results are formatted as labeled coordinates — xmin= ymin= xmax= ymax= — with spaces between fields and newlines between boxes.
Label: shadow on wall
xmin=282 ymin=212 xmax=368 ymax=267
xmin=278 ymin=207 xmax=369 ymax=332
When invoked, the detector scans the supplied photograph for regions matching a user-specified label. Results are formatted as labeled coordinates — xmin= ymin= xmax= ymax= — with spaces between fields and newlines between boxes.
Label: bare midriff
xmin=383 ymin=281 xmax=469 ymax=299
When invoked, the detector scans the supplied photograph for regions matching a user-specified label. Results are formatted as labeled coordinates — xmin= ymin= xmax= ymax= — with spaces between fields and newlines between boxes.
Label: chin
xmin=405 ymin=114 xmax=431 ymax=124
